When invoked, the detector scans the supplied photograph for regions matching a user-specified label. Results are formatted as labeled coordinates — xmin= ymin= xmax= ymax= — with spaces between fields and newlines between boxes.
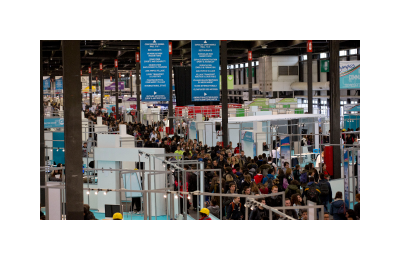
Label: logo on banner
xmin=59 ymin=118 xmax=64 ymax=125
xmin=307 ymin=40 xmax=313 ymax=52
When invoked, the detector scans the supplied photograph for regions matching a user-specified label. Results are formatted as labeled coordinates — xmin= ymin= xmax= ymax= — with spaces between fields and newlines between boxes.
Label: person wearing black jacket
xmin=226 ymin=197 xmax=244 ymax=220
xmin=249 ymin=198 xmax=270 ymax=220
xmin=318 ymin=173 xmax=332 ymax=212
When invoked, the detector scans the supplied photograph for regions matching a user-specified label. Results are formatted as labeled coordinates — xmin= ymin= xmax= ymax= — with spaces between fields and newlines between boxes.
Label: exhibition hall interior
xmin=40 ymin=40 xmax=360 ymax=221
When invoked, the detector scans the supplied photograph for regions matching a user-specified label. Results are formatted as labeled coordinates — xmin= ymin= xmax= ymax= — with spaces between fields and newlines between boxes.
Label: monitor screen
xmin=105 ymin=205 xmax=121 ymax=218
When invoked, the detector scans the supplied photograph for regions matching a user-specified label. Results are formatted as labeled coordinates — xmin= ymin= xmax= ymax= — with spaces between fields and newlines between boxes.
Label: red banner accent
xmin=99 ymin=63 xmax=103 ymax=70
xmin=307 ymin=40 xmax=313 ymax=52
xmin=80 ymin=70 xmax=82 ymax=76
xmin=248 ymin=51 xmax=252 ymax=61
xmin=169 ymin=42 xmax=172 ymax=54
xmin=324 ymin=146 xmax=334 ymax=176
xmin=88 ymin=67 xmax=91 ymax=73
xmin=135 ymin=52 xmax=140 ymax=62
xmin=110 ymin=76 xmax=112 ymax=81
xmin=114 ymin=59 xmax=118 ymax=67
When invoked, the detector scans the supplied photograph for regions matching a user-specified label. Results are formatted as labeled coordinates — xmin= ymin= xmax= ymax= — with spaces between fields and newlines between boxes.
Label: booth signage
xmin=219 ymin=75 xmax=234 ymax=90
xmin=340 ymin=61 xmax=360 ymax=89
xmin=190 ymin=122 xmax=196 ymax=130
xmin=114 ymin=59 xmax=118 ymax=67
xmin=135 ymin=52 xmax=140 ymax=62
xmin=280 ymin=136 xmax=291 ymax=167
xmin=44 ymin=117 xmax=64 ymax=128
xmin=344 ymin=150 xmax=349 ymax=208
xmin=191 ymin=40 xmax=220 ymax=101
xmin=140 ymin=40 xmax=170 ymax=101
xmin=55 ymin=76 xmax=63 ymax=91
xmin=307 ymin=40 xmax=312 ymax=52
xmin=242 ymin=131 xmax=254 ymax=142
xmin=320 ymin=60 xmax=329 ymax=72
xmin=43 ymin=76 xmax=51 ymax=91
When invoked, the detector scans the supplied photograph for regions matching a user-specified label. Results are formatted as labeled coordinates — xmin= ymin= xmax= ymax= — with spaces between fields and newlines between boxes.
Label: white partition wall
xmin=94 ymin=135 xmax=165 ymax=216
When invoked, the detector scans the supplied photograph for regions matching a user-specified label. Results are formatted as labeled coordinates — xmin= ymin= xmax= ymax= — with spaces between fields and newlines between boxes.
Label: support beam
xmin=115 ymin=59 xmax=119 ymax=121
xmin=130 ymin=71 xmax=133 ymax=97
xmin=89 ymin=66 xmax=92 ymax=107
xmin=100 ymin=64 xmax=104 ymax=108
xmin=307 ymin=52 xmax=313 ymax=114
xmin=62 ymin=40 xmax=83 ymax=220
xmin=329 ymin=40 xmax=341 ymax=180
xmin=221 ymin=41 xmax=228 ymax=146
xmin=169 ymin=42 xmax=173 ymax=133
xmin=40 ymin=40 xmax=45 ymax=207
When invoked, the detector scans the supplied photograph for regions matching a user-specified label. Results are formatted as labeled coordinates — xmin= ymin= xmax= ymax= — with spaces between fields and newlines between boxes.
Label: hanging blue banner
xmin=344 ymin=150 xmax=349 ymax=208
xmin=43 ymin=76 xmax=50 ymax=91
xmin=140 ymin=40 xmax=170 ymax=101
xmin=280 ymin=136 xmax=291 ymax=167
xmin=241 ymin=131 xmax=254 ymax=142
xmin=44 ymin=117 xmax=64 ymax=128
xmin=340 ymin=61 xmax=360 ymax=89
xmin=191 ymin=40 xmax=220 ymax=101
xmin=55 ymin=76 xmax=63 ymax=91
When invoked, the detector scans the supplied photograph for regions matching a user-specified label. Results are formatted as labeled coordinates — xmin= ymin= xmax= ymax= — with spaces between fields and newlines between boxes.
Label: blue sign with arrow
xmin=140 ymin=40 xmax=170 ymax=102
xmin=191 ymin=40 xmax=220 ymax=102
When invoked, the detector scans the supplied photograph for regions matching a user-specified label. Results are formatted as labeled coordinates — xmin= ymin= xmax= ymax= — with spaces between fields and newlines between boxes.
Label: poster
xmin=140 ymin=40 xmax=170 ymax=101
xmin=340 ymin=61 xmax=360 ymax=89
xmin=280 ymin=136 xmax=291 ymax=167
xmin=55 ymin=76 xmax=63 ymax=91
xmin=43 ymin=76 xmax=51 ymax=91
xmin=219 ymin=75 xmax=234 ymax=90
xmin=344 ymin=150 xmax=349 ymax=208
xmin=44 ymin=117 xmax=64 ymax=128
xmin=191 ymin=40 xmax=220 ymax=101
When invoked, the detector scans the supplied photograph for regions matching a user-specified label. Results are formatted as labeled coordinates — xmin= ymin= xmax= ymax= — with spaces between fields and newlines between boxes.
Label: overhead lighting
xmin=86 ymin=191 xmax=90 ymax=195
xmin=94 ymin=190 xmax=98 ymax=195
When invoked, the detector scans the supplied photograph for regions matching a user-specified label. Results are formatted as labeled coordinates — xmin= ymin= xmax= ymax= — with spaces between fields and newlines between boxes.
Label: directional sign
xmin=191 ymin=40 xmax=220 ymax=101
xmin=140 ymin=40 xmax=170 ymax=101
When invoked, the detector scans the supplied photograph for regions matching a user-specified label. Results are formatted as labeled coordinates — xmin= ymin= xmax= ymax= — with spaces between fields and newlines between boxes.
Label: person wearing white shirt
xmin=150 ymin=130 xmax=157 ymax=140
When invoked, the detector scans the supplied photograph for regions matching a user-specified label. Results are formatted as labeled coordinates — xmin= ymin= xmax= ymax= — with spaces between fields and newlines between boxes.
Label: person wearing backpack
xmin=318 ymin=173 xmax=332 ymax=212
xmin=226 ymin=196 xmax=244 ymax=220
xmin=259 ymin=160 xmax=270 ymax=177
xmin=285 ymin=180 xmax=301 ymax=199
xmin=330 ymin=191 xmax=347 ymax=220
xmin=293 ymin=164 xmax=301 ymax=182
xmin=300 ymin=165 xmax=309 ymax=190
xmin=263 ymin=168 xmax=275 ymax=192
xmin=302 ymin=176 xmax=321 ymax=204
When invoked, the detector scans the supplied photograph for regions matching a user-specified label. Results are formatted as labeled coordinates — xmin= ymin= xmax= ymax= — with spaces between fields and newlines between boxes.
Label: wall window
xmin=340 ymin=100 xmax=347 ymax=105
xmin=303 ymin=55 xmax=307 ymax=61
xmin=240 ymin=64 xmax=244 ymax=68
xmin=349 ymin=49 xmax=357 ymax=55
xmin=245 ymin=63 xmax=248 ymax=67
xmin=278 ymin=66 xmax=298 ymax=76
xmin=256 ymin=61 xmax=259 ymax=66
xmin=235 ymin=64 xmax=239 ymax=69
xmin=320 ymin=53 xmax=327 ymax=59
xmin=313 ymin=99 xmax=318 ymax=104
xmin=298 ymin=98 xmax=302 ymax=104
xmin=339 ymin=50 xmax=347 ymax=56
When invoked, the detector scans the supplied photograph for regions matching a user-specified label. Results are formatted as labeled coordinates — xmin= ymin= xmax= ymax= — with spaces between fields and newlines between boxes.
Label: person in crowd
xmin=266 ymin=186 xmax=282 ymax=209
xmin=113 ymin=212 xmax=123 ymax=220
xmin=226 ymin=196 xmax=244 ymax=220
xmin=283 ymin=198 xmax=298 ymax=220
xmin=240 ymin=174 xmax=252 ymax=194
xmin=240 ymin=186 xmax=251 ymax=213
xmin=83 ymin=204 xmax=97 ymax=220
xmin=302 ymin=176 xmax=321 ymax=205
xmin=318 ymin=173 xmax=332 ymax=212
xmin=346 ymin=209 xmax=357 ymax=220
xmin=285 ymin=180 xmax=301 ymax=199
xmin=223 ymin=183 xmax=237 ymax=217
xmin=174 ymin=145 xmax=184 ymax=160
xmin=254 ymin=168 xmax=264 ymax=184
xmin=199 ymin=208 xmax=212 ymax=220
xmin=324 ymin=212 xmax=330 ymax=220
xmin=249 ymin=198 xmax=269 ymax=220
xmin=267 ymin=156 xmax=277 ymax=173
xmin=354 ymin=193 xmax=360 ymax=220
xmin=330 ymin=191 xmax=347 ymax=220
xmin=291 ymin=193 xmax=304 ymax=218
xmin=301 ymin=211 xmax=308 ymax=220
xmin=82 ymin=142 xmax=88 ymax=157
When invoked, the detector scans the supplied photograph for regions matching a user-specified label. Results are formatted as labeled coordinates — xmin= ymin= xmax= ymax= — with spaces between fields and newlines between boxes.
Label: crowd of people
xmin=43 ymin=106 xmax=361 ymax=220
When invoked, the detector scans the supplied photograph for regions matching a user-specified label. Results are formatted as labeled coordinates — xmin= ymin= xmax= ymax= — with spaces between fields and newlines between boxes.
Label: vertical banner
xmin=340 ymin=61 xmax=360 ymax=89
xmin=191 ymin=40 xmax=220 ymax=101
xmin=344 ymin=150 xmax=349 ymax=208
xmin=280 ymin=136 xmax=291 ymax=167
xmin=357 ymin=150 xmax=360 ymax=193
xmin=43 ymin=76 xmax=51 ymax=91
xmin=219 ymin=75 xmax=234 ymax=90
xmin=140 ymin=40 xmax=169 ymax=101
xmin=55 ymin=76 xmax=63 ymax=92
